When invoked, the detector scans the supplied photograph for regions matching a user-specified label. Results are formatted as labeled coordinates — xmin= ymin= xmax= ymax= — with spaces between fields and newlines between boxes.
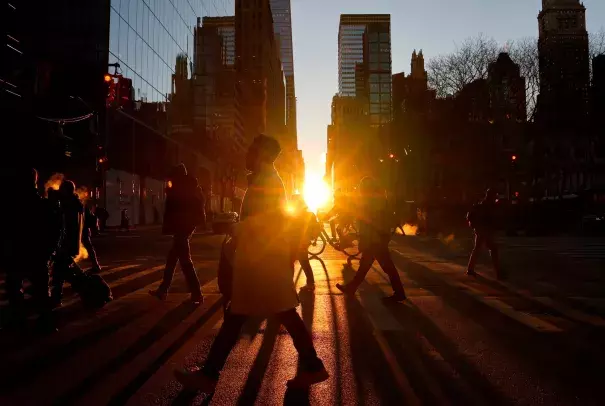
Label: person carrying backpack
xmin=174 ymin=135 xmax=328 ymax=393
xmin=466 ymin=188 xmax=504 ymax=279
xmin=149 ymin=163 xmax=203 ymax=304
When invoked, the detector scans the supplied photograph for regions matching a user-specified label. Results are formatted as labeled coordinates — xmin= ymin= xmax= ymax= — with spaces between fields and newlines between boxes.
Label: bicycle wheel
xmin=308 ymin=233 xmax=327 ymax=256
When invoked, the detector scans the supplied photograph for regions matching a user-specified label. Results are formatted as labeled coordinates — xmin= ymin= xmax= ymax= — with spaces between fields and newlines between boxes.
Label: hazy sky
xmin=290 ymin=0 xmax=605 ymax=176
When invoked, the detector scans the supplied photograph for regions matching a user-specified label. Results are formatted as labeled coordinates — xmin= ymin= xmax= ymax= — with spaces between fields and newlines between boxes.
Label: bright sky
xmin=291 ymin=0 xmax=605 ymax=176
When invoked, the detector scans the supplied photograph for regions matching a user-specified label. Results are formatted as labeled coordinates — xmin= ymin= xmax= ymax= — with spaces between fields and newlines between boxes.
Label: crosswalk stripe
xmin=391 ymin=248 xmax=564 ymax=333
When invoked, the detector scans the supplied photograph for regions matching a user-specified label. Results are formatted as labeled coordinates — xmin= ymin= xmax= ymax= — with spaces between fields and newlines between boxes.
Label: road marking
xmin=391 ymin=248 xmax=563 ymax=333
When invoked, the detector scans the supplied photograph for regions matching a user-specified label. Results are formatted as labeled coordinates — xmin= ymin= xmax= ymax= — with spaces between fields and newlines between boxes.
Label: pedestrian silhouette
xmin=149 ymin=163 xmax=203 ymax=304
xmin=174 ymin=135 xmax=329 ymax=393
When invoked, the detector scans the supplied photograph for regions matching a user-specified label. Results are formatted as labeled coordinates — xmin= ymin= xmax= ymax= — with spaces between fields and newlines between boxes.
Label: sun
xmin=303 ymin=171 xmax=331 ymax=212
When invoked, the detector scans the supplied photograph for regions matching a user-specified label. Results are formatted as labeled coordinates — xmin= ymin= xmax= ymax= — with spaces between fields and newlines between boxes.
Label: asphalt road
xmin=1 ymin=229 xmax=605 ymax=405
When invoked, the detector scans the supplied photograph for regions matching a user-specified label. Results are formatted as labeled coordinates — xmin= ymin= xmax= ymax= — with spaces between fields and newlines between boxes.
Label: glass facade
xmin=339 ymin=15 xmax=391 ymax=123
xmin=108 ymin=0 xmax=234 ymax=104
xmin=269 ymin=0 xmax=294 ymax=77
xmin=270 ymin=0 xmax=296 ymax=142
xmin=338 ymin=24 xmax=365 ymax=96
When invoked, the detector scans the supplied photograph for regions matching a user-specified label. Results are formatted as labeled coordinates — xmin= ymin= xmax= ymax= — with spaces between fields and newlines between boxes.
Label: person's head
xmin=59 ymin=180 xmax=76 ymax=198
xmin=246 ymin=134 xmax=281 ymax=172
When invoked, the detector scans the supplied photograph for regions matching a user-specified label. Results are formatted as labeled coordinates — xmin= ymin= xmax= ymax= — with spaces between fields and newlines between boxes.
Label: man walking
xmin=336 ymin=177 xmax=407 ymax=302
xmin=82 ymin=204 xmax=101 ymax=273
xmin=50 ymin=180 xmax=85 ymax=308
xmin=466 ymin=189 xmax=503 ymax=279
xmin=174 ymin=135 xmax=329 ymax=393
xmin=149 ymin=164 xmax=203 ymax=304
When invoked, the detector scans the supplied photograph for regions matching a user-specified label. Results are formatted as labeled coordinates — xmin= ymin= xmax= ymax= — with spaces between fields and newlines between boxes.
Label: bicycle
xmin=307 ymin=220 xmax=360 ymax=258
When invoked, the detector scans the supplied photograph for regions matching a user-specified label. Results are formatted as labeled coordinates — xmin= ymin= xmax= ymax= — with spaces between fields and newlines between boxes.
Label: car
xmin=212 ymin=212 xmax=239 ymax=234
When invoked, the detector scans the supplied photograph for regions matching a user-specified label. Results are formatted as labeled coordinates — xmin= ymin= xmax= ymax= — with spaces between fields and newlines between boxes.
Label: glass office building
xmin=108 ymin=0 xmax=234 ymax=104
xmin=338 ymin=14 xmax=391 ymax=124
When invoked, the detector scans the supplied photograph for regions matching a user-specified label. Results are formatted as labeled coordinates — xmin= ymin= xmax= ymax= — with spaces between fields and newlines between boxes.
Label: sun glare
xmin=303 ymin=171 xmax=331 ymax=212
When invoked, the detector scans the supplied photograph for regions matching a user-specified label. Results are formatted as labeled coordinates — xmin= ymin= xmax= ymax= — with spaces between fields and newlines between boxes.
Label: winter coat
xmin=162 ymin=175 xmax=198 ymax=235
xmin=229 ymin=168 xmax=299 ymax=316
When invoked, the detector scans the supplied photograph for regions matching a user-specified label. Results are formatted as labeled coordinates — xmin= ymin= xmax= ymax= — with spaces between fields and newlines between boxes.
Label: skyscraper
xmin=537 ymin=0 xmax=590 ymax=124
xmin=270 ymin=0 xmax=297 ymax=144
xmin=338 ymin=14 xmax=391 ymax=126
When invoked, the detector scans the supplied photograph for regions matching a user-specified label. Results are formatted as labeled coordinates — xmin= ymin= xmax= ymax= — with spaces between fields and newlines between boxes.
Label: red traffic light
xmin=389 ymin=153 xmax=395 ymax=159
xmin=515 ymin=192 xmax=520 ymax=197
xmin=511 ymin=155 xmax=517 ymax=161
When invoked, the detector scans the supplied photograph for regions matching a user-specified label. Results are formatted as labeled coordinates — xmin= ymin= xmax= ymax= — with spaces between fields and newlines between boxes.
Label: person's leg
xmin=278 ymin=309 xmax=324 ymax=371
xmin=467 ymin=232 xmax=484 ymax=274
xmin=278 ymin=308 xmax=329 ymax=388
xmin=175 ymin=311 xmax=247 ymax=392
xmin=28 ymin=263 xmax=54 ymax=328
xmin=156 ymin=236 xmax=179 ymax=294
xmin=50 ymin=254 xmax=70 ymax=306
xmin=298 ymin=252 xmax=315 ymax=285
xmin=176 ymin=232 xmax=202 ymax=299
xmin=375 ymin=246 xmax=406 ymax=298
xmin=337 ymin=249 xmax=375 ymax=293
xmin=200 ymin=312 xmax=247 ymax=379
xmin=82 ymin=231 xmax=100 ymax=270
xmin=485 ymin=233 xmax=502 ymax=277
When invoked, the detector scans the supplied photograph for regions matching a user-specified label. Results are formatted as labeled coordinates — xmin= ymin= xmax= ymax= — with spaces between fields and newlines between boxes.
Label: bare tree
xmin=428 ymin=31 xmax=604 ymax=121
xmin=508 ymin=38 xmax=540 ymax=121
xmin=427 ymin=34 xmax=500 ymax=98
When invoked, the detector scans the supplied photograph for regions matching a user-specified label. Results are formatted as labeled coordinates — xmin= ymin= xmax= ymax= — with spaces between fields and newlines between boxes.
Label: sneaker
xmin=335 ymin=283 xmax=355 ymax=295
xmin=383 ymin=292 xmax=407 ymax=302
xmin=286 ymin=367 xmax=330 ymax=389
xmin=149 ymin=289 xmax=167 ymax=301
xmin=174 ymin=368 xmax=217 ymax=393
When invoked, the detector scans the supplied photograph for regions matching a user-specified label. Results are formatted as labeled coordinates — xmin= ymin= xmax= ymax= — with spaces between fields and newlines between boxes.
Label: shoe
xmin=286 ymin=367 xmax=330 ymax=389
xmin=383 ymin=292 xmax=407 ymax=302
xmin=174 ymin=368 xmax=217 ymax=393
xmin=335 ymin=283 xmax=355 ymax=295
xmin=149 ymin=289 xmax=167 ymax=301
xmin=466 ymin=269 xmax=477 ymax=276
xmin=188 ymin=294 xmax=204 ymax=306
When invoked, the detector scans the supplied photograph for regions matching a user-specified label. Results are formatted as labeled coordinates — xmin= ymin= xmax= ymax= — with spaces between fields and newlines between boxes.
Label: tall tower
xmin=537 ymin=0 xmax=590 ymax=125
xmin=338 ymin=14 xmax=391 ymax=126
xmin=269 ymin=0 xmax=297 ymax=146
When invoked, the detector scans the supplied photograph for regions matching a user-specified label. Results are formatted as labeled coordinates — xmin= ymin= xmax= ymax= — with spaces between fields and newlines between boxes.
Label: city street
xmin=1 ymin=228 xmax=605 ymax=405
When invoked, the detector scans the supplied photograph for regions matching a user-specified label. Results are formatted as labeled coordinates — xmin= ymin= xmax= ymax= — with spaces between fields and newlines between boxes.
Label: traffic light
xmin=511 ymin=155 xmax=517 ymax=162
xmin=117 ymin=77 xmax=133 ymax=108
xmin=104 ymin=74 xmax=117 ymax=107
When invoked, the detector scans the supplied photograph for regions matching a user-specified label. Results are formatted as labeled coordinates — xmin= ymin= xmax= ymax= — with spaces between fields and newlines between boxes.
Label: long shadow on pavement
xmin=391 ymin=253 xmax=605 ymax=404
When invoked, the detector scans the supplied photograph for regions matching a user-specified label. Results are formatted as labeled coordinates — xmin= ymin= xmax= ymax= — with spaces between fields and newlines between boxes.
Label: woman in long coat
xmin=175 ymin=135 xmax=328 ymax=393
